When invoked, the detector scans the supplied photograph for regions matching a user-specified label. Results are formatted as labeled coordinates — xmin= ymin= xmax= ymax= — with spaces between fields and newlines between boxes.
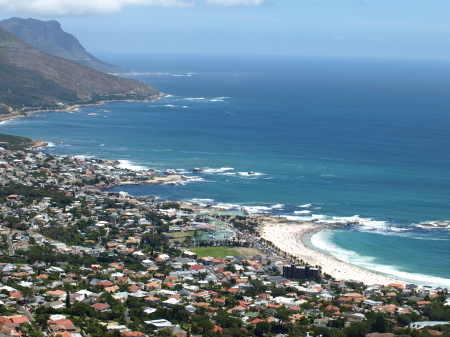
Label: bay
xmin=3 ymin=54 xmax=450 ymax=286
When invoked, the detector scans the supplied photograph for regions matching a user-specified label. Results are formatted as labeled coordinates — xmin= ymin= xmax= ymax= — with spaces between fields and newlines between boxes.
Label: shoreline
xmin=2 ymin=136 xmax=439 ymax=287
xmin=0 ymin=101 xmax=442 ymax=287
xmin=13 ymin=138 xmax=443 ymax=287
xmin=28 ymin=139 xmax=49 ymax=149
xmin=0 ymin=95 xmax=165 ymax=122
xmin=257 ymin=220 xmax=408 ymax=286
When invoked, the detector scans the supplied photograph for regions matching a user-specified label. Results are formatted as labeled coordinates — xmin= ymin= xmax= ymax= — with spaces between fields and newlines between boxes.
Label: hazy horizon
xmin=0 ymin=1 xmax=450 ymax=61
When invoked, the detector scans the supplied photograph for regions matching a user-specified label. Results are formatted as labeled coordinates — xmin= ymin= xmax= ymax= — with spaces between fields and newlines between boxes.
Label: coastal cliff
xmin=0 ymin=17 xmax=126 ymax=74
xmin=0 ymin=27 xmax=162 ymax=113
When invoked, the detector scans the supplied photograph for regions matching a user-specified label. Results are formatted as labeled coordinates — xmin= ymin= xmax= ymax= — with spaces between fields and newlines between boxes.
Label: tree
xmin=174 ymin=309 xmax=190 ymax=323
xmin=372 ymin=312 xmax=388 ymax=333
xmin=344 ymin=322 xmax=371 ymax=337
xmin=141 ymin=232 xmax=167 ymax=247
xmin=254 ymin=321 xmax=271 ymax=336
xmin=198 ymin=320 xmax=214 ymax=333
xmin=156 ymin=329 xmax=176 ymax=337
xmin=275 ymin=310 xmax=290 ymax=325
xmin=313 ymin=326 xmax=331 ymax=337
xmin=66 ymin=291 xmax=71 ymax=309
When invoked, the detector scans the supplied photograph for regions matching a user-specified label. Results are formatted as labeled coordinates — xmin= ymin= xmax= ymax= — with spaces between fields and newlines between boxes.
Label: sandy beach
xmin=259 ymin=220 xmax=407 ymax=286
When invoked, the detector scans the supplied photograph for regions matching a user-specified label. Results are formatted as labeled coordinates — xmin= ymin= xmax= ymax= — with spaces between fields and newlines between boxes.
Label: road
xmin=125 ymin=308 xmax=132 ymax=324
xmin=18 ymin=306 xmax=34 ymax=322
xmin=7 ymin=234 xmax=14 ymax=256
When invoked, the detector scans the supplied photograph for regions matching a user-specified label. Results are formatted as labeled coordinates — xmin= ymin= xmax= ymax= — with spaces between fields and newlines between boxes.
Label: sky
xmin=1 ymin=0 xmax=450 ymax=60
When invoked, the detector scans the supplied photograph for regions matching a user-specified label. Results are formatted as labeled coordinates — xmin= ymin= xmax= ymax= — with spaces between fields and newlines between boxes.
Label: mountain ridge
xmin=0 ymin=26 xmax=162 ymax=113
xmin=0 ymin=17 xmax=126 ymax=73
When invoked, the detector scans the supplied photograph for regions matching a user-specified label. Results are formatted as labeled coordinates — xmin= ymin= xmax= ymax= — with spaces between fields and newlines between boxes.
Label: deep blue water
xmin=2 ymin=54 xmax=450 ymax=286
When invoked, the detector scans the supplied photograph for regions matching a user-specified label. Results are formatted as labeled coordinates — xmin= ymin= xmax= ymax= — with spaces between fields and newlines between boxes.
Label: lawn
xmin=170 ymin=230 xmax=202 ymax=238
xmin=190 ymin=246 xmax=264 ymax=259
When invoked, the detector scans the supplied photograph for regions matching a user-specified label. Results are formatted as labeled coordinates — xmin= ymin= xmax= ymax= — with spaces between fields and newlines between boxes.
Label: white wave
xmin=308 ymin=214 xmax=391 ymax=230
xmin=299 ymin=204 xmax=312 ymax=208
xmin=172 ymin=75 xmax=186 ymax=77
xmin=161 ymin=176 xmax=205 ymax=184
xmin=99 ymin=144 xmax=105 ymax=147
xmin=187 ymin=73 xmax=196 ymax=75
xmin=175 ymin=169 xmax=190 ymax=174
xmin=184 ymin=176 xmax=204 ymax=182
xmin=44 ymin=142 xmax=57 ymax=148
xmin=272 ymin=204 xmax=284 ymax=209
xmin=284 ymin=215 xmax=311 ymax=221
xmin=210 ymin=99 xmax=224 ymax=102
xmin=0 ymin=119 xmax=19 ymax=125
xmin=273 ymin=212 xmax=393 ymax=232
xmin=311 ymin=214 xmax=328 ymax=220
xmin=238 ymin=171 xmax=264 ymax=177
xmin=162 ymin=176 xmax=204 ymax=186
xmin=73 ymin=154 xmax=95 ymax=159
xmin=212 ymin=203 xmax=242 ymax=209
xmin=151 ymin=149 xmax=173 ymax=152
xmin=242 ymin=206 xmax=272 ymax=214
xmin=219 ymin=172 xmax=236 ymax=176
xmin=184 ymin=97 xmax=205 ymax=101
xmin=117 ymin=160 xmax=149 ymax=171
xmin=202 ymin=167 xmax=234 ymax=173
xmin=311 ymin=230 xmax=450 ymax=287
xmin=189 ymin=198 xmax=214 ymax=205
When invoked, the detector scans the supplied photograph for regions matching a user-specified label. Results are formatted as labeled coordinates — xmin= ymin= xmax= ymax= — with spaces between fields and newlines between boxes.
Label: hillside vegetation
xmin=0 ymin=17 xmax=126 ymax=73
xmin=0 ymin=27 xmax=162 ymax=111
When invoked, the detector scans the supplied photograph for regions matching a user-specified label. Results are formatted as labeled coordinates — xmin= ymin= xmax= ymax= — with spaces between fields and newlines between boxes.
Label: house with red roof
xmin=144 ymin=296 xmax=161 ymax=305
xmin=11 ymin=317 xmax=29 ymax=324
xmin=213 ymin=298 xmax=226 ymax=306
xmin=122 ymin=331 xmax=146 ymax=337
xmin=128 ymin=285 xmax=141 ymax=293
xmin=230 ymin=306 xmax=246 ymax=314
xmin=212 ymin=326 xmax=223 ymax=332
xmin=10 ymin=291 xmax=24 ymax=300
xmin=91 ymin=303 xmax=111 ymax=312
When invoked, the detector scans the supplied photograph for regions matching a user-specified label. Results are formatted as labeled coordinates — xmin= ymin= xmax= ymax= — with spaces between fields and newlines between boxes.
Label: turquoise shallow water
xmin=2 ymin=54 xmax=450 ymax=286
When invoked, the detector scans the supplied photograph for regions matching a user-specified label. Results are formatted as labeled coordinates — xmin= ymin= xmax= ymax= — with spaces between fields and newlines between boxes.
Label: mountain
xmin=0 ymin=26 xmax=162 ymax=112
xmin=0 ymin=17 xmax=125 ymax=73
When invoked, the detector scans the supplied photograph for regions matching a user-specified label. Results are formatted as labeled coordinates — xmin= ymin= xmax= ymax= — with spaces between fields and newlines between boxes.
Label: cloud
xmin=0 ymin=0 xmax=266 ymax=16
xmin=205 ymin=0 xmax=265 ymax=6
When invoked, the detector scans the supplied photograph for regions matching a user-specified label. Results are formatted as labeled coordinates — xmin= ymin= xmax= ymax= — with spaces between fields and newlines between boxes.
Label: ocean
xmin=2 ymin=53 xmax=450 ymax=287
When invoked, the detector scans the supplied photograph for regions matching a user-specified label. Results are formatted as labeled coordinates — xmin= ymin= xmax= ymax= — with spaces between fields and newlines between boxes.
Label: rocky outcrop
xmin=0 ymin=103 xmax=13 ymax=114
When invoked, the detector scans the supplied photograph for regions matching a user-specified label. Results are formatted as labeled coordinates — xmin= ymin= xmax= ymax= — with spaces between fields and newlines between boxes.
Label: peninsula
xmin=0 ymin=26 xmax=162 ymax=116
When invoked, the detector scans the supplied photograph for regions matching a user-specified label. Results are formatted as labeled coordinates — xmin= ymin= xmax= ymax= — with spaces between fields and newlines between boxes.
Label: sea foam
xmin=202 ymin=167 xmax=234 ymax=173
xmin=311 ymin=230 xmax=450 ymax=287
xmin=117 ymin=160 xmax=149 ymax=171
